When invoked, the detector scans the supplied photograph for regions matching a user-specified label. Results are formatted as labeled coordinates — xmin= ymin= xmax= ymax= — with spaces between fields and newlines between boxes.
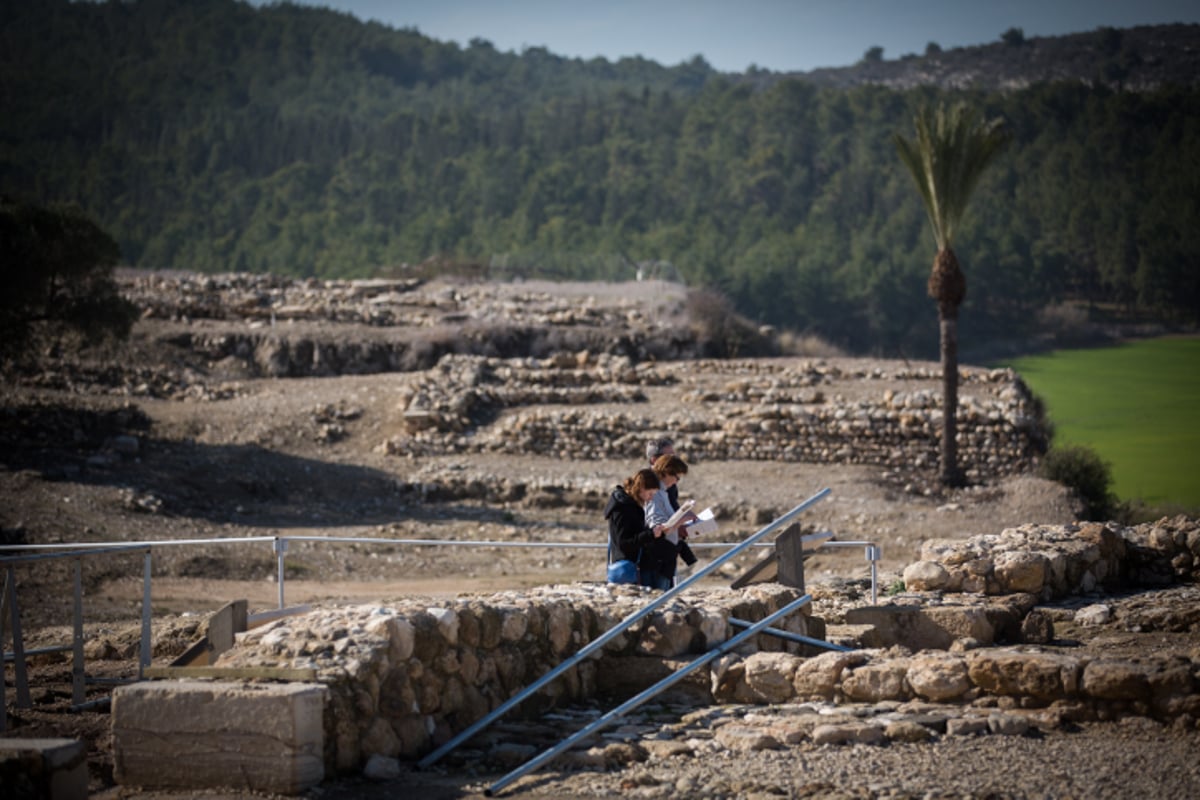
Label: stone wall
xmin=904 ymin=516 xmax=1200 ymax=597
xmin=203 ymin=517 xmax=1199 ymax=777
xmin=384 ymin=354 xmax=1047 ymax=481
xmin=214 ymin=583 xmax=815 ymax=771
xmin=712 ymin=645 xmax=1200 ymax=724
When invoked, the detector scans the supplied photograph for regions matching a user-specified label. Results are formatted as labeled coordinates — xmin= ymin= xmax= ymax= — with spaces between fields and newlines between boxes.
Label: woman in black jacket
xmin=603 ymin=468 xmax=673 ymax=589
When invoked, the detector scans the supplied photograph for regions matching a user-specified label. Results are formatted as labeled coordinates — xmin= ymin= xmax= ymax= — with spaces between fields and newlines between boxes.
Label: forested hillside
xmin=2 ymin=0 xmax=1198 ymax=358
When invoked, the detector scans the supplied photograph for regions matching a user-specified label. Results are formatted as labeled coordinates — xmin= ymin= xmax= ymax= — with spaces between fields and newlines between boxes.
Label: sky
xmin=262 ymin=0 xmax=1200 ymax=73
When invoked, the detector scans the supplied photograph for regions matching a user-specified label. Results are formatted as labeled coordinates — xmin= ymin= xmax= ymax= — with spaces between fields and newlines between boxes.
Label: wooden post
xmin=775 ymin=525 xmax=806 ymax=592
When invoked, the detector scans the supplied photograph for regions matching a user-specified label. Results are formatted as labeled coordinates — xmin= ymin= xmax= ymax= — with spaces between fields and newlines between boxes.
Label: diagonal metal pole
xmin=729 ymin=617 xmax=853 ymax=652
xmin=486 ymin=593 xmax=814 ymax=796
xmin=418 ymin=487 xmax=830 ymax=769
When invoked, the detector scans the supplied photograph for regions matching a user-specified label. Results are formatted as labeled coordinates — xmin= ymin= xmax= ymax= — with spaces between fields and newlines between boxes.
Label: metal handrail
xmin=1 ymin=546 xmax=153 ymax=733
xmin=487 ymin=592 xmax=817 ymax=796
xmin=3 ymin=491 xmax=869 ymax=741
xmin=418 ymin=487 xmax=831 ymax=769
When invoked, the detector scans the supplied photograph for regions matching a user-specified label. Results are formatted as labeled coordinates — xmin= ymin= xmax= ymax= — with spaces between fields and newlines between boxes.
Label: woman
xmin=645 ymin=454 xmax=699 ymax=582
xmin=603 ymin=468 xmax=673 ymax=589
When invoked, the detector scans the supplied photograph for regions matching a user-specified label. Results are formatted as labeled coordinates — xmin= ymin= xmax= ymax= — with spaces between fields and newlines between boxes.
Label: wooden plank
xmin=730 ymin=552 xmax=777 ymax=589
xmin=776 ymin=526 xmax=806 ymax=591
xmin=143 ymin=666 xmax=318 ymax=681
xmin=247 ymin=604 xmax=312 ymax=630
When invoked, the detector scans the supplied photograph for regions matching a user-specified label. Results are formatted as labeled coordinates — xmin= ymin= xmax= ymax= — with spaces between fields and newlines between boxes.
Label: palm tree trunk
xmin=930 ymin=246 xmax=966 ymax=487
xmin=938 ymin=312 xmax=964 ymax=486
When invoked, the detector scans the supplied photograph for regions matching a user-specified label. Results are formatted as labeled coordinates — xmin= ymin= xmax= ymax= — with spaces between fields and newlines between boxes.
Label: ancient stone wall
xmin=208 ymin=518 xmax=1199 ymax=776
xmin=385 ymin=354 xmax=1047 ymax=481
xmin=905 ymin=516 xmax=1200 ymax=597
xmin=214 ymin=583 xmax=814 ymax=771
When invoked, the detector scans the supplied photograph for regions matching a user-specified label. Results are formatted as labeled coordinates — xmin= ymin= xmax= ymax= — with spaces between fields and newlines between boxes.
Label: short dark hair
xmin=646 ymin=436 xmax=674 ymax=462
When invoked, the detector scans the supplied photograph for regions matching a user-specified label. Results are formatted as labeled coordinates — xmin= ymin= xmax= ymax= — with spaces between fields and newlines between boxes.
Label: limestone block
xmin=946 ymin=717 xmax=989 ymax=736
xmin=903 ymin=561 xmax=951 ymax=592
xmin=714 ymin=724 xmax=782 ymax=751
xmin=742 ymin=652 xmax=803 ymax=703
xmin=994 ymin=551 xmax=1049 ymax=594
xmin=638 ymin=610 xmax=696 ymax=657
xmin=906 ymin=653 xmax=971 ymax=701
xmin=845 ymin=604 xmax=995 ymax=651
xmin=1082 ymin=660 xmax=1151 ymax=702
xmin=112 ymin=680 xmax=326 ymax=795
xmin=884 ymin=720 xmax=936 ymax=742
xmin=0 ymin=738 xmax=88 ymax=800
xmin=792 ymin=650 xmax=868 ymax=699
xmin=841 ymin=660 xmax=911 ymax=702
xmin=1019 ymin=609 xmax=1055 ymax=644
xmin=966 ymin=651 xmax=1081 ymax=702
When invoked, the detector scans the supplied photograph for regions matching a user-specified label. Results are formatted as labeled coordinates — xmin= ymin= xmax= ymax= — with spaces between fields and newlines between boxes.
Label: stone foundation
xmin=212 ymin=583 xmax=814 ymax=771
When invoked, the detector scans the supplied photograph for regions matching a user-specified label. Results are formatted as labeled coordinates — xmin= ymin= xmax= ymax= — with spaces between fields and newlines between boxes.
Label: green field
xmin=996 ymin=337 xmax=1200 ymax=512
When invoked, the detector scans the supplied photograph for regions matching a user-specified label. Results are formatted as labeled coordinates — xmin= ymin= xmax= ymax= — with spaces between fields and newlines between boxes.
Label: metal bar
xmin=4 ymin=643 xmax=74 ymax=661
xmin=486 ymin=593 xmax=814 ymax=797
xmin=418 ymin=487 xmax=830 ymax=770
xmin=5 ymin=566 xmax=31 ymax=709
xmin=1 ymin=537 xmax=784 ymax=558
xmin=140 ymin=550 xmax=152 ymax=677
xmin=728 ymin=617 xmax=852 ymax=652
xmin=70 ymin=696 xmax=113 ymax=713
xmin=0 ymin=543 xmax=154 ymax=564
xmin=73 ymin=559 xmax=86 ymax=705
xmin=275 ymin=538 xmax=287 ymax=610
xmin=0 ymin=537 xmax=276 ymax=554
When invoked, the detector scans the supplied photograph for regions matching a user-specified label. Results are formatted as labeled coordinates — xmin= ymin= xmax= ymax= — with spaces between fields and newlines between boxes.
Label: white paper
xmin=662 ymin=498 xmax=696 ymax=530
xmin=686 ymin=507 xmax=718 ymax=536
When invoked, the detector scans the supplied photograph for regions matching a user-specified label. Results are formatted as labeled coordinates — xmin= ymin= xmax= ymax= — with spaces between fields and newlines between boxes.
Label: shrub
xmin=685 ymin=288 xmax=778 ymax=358
xmin=1038 ymin=444 xmax=1117 ymax=521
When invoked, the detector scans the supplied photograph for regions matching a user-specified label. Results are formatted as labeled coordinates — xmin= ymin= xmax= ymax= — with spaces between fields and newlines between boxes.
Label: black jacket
xmin=603 ymin=485 xmax=677 ymax=578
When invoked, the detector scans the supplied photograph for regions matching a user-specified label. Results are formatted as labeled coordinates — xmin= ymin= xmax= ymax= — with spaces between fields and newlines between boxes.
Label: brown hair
xmin=651 ymin=454 xmax=688 ymax=479
xmin=624 ymin=468 xmax=661 ymax=497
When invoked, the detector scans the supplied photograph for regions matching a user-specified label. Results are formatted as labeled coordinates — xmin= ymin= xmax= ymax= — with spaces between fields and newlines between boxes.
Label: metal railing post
xmin=274 ymin=537 xmax=287 ymax=610
xmin=5 ymin=565 xmax=31 ymax=710
xmin=418 ymin=487 xmax=830 ymax=769
xmin=73 ymin=560 xmax=86 ymax=705
xmin=486 ymin=593 xmax=815 ymax=796
xmin=867 ymin=545 xmax=881 ymax=604
xmin=140 ymin=549 xmax=152 ymax=678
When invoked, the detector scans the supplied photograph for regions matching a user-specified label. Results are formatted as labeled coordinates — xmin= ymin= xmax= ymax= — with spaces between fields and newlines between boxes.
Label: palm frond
xmin=894 ymin=102 xmax=1011 ymax=249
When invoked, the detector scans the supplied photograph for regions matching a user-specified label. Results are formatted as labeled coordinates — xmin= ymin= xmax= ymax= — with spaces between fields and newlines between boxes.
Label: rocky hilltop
xmin=774 ymin=24 xmax=1200 ymax=91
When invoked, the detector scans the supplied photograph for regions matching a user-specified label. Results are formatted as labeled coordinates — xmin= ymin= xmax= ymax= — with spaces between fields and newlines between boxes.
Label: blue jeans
xmin=639 ymin=569 xmax=672 ymax=591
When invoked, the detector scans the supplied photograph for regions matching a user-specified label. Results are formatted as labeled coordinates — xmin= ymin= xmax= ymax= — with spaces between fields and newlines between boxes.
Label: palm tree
xmin=894 ymin=103 xmax=1010 ymax=486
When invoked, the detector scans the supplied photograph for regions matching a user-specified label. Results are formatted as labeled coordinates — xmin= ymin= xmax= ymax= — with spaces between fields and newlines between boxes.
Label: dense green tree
xmin=1 ymin=1 xmax=1198 ymax=359
xmin=894 ymin=103 xmax=1011 ymax=485
xmin=0 ymin=199 xmax=137 ymax=365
